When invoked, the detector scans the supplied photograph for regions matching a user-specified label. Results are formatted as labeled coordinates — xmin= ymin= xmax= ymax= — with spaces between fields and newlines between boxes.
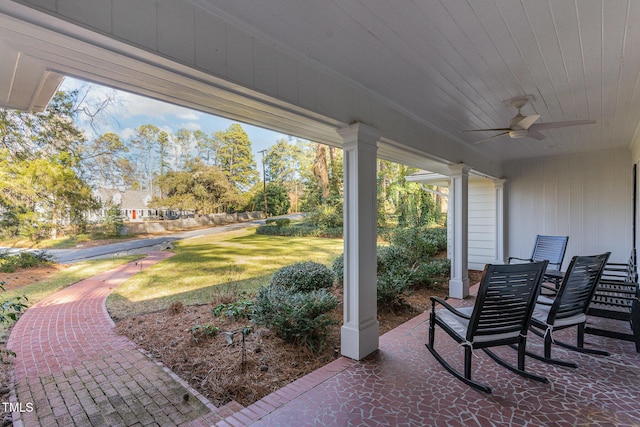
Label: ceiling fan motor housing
xmin=509 ymin=129 xmax=528 ymax=138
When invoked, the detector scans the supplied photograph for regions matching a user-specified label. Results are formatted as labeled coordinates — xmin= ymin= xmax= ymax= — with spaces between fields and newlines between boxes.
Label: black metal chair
xmin=508 ymin=235 xmax=569 ymax=286
xmin=426 ymin=261 xmax=549 ymax=393
xmin=526 ymin=252 xmax=611 ymax=368
xmin=508 ymin=235 xmax=569 ymax=270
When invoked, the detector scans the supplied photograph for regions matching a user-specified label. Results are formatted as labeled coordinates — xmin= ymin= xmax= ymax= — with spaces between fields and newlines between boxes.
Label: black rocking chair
xmin=426 ymin=261 xmax=549 ymax=393
xmin=526 ymin=252 xmax=611 ymax=368
xmin=508 ymin=234 xmax=569 ymax=287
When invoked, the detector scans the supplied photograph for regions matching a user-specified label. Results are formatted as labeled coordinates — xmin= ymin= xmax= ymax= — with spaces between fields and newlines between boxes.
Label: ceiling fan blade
xmin=461 ymin=128 xmax=511 ymax=133
xmin=474 ymin=131 xmax=509 ymax=144
xmin=527 ymin=130 xmax=546 ymax=140
xmin=515 ymin=114 xmax=540 ymax=130
xmin=529 ymin=119 xmax=596 ymax=131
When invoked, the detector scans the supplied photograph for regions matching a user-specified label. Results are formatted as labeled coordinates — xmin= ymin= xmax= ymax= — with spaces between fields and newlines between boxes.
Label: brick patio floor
xmin=7 ymin=257 xmax=640 ymax=426
xmin=7 ymin=252 xmax=219 ymax=427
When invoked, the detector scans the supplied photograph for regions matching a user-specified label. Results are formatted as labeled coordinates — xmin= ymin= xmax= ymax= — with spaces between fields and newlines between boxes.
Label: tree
xmin=264 ymin=138 xmax=302 ymax=185
xmin=130 ymin=124 xmax=161 ymax=190
xmin=84 ymin=132 xmax=128 ymax=188
xmin=254 ymin=183 xmax=291 ymax=216
xmin=0 ymin=91 xmax=98 ymax=239
xmin=174 ymin=128 xmax=193 ymax=169
xmin=0 ymin=151 xmax=98 ymax=239
xmin=212 ymin=124 xmax=259 ymax=191
xmin=193 ymin=129 xmax=214 ymax=164
xmin=153 ymin=162 xmax=244 ymax=214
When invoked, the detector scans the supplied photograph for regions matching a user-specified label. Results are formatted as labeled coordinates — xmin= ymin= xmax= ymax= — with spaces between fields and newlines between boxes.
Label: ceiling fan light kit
xmin=462 ymin=95 xmax=595 ymax=144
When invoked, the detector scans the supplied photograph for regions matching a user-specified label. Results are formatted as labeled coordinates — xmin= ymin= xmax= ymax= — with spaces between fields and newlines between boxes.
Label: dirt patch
xmin=0 ymin=264 xmax=68 ymax=290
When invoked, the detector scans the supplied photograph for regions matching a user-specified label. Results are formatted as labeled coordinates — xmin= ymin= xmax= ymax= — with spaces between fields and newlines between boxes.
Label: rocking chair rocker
xmin=426 ymin=261 xmax=549 ymax=393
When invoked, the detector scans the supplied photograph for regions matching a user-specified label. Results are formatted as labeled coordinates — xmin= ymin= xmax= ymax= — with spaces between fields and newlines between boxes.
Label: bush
xmin=331 ymin=255 xmax=344 ymax=286
xmin=1 ymin=281 xmax=28 ymax=361
xmin=377 ymin=245 xmax=410 ymax=275
xmin=270 ymin=261 xmax=335 ymax=292
xmin=304 ymin=205 xmax=343 ymax=229
xmin=212 ymin=299 xmax=254 ymax=321
xmin=412 ymin=258 xmax=451 ymax=286
xmin=390 ymin=227 xmax=446 ymax=262
xmin=275 ymin=218 xmax=291 ymax=227
xmin=252 ymin=286 xmax=338 ymax=352
xmin=0 ymin=250 xmax=54 ymax=273
xmin=377 ymin=271 xmax=413 ymax=310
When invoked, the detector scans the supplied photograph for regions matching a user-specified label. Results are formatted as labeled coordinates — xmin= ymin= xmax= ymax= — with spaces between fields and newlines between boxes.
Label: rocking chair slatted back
xmin=470 ymin=262 xmax=548 ymax=341
xmin=546 ymin=253 xmax=610 ymax=323
xmin=530 ymin=235 xmax=569 ymax=270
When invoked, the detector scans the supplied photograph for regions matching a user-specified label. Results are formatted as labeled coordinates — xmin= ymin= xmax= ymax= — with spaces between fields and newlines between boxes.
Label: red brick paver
xmin=7 ymin=252 xmax=214 ymax=427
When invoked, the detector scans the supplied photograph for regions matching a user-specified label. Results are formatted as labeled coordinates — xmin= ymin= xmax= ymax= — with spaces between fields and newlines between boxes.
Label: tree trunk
xmin=313 ymin=144 xmax=330 ymax=199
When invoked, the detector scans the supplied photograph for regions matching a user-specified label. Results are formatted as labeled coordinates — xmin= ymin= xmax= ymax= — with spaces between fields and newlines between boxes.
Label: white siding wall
xmin=444 ymin=177 xmax=496 ymax=272
xmin=504 ymin=148 xmax=632 ymax=268
xmin=468 ymin=179 xmax=495 ymax=271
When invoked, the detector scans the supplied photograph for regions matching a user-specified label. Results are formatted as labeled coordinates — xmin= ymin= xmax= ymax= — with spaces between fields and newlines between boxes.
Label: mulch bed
xmin=114 ymin=274 xmax=484 ymax=408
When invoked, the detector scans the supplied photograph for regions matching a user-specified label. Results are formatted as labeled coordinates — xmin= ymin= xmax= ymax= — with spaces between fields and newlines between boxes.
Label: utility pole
xmin=258 ymin=149 xmax=268 ymax=216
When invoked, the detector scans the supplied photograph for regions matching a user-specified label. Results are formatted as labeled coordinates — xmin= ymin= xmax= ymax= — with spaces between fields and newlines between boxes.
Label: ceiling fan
xmin=462 ymin=96 xmax=596 ymax=143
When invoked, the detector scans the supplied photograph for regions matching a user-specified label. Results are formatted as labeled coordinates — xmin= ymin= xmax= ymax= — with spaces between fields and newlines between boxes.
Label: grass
xmin=0 ymin=255 xmax=143 ymax=335
xmin=106 ymin=227 xmax=344 ymax=319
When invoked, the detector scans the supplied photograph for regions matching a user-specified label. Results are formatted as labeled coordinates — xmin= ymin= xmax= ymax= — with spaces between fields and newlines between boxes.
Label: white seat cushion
xmin=436 ymin=306 xmax=521 ymax=343
xmin=532 ymin=298 xmax=586 ymax=327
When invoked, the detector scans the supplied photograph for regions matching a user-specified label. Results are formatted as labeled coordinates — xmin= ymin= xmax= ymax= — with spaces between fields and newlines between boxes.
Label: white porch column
xmin=338 ymin=123 xmax=380 ymax=360
xmin=448 ymin=163 xmax=470 ymax=299
xmin=494 ymin=179 xmax=507 ymax=264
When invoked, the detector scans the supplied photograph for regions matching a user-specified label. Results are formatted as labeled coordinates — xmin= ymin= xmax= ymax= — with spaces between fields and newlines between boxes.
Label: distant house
xmin=93 ymin=188 xmax=161 ymax=222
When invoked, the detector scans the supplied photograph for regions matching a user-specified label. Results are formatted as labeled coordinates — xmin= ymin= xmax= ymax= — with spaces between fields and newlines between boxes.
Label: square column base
xmin=341 ymin=320 xmax=379 ymax=360
xmin=449 ymin=277 xmax=470 ymax=299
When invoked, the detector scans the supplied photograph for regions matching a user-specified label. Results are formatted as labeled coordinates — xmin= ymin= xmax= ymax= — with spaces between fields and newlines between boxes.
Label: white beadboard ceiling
xmin=1 ymin=0 xmax=639 ymax=164
xmin=194 ymin=0 xmax=640 ymax=161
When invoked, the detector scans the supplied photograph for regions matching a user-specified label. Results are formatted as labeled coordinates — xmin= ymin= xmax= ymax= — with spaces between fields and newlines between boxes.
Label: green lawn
xmin=106 ymin=227 xmax=344 ymax=319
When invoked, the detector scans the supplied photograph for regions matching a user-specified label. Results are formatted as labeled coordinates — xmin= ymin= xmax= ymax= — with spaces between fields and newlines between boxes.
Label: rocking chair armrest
xmin=508 ymin=256 xmax=534 ymax=264
xmin=429 ymin=296 xmax=471 ymax=319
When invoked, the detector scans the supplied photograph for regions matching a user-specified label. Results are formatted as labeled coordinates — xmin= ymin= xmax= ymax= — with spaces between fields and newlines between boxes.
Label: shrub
xmin=212 ymin=299 xmax=254 ymax=321
xmin=1 ymin=281 xmax=28 ymax=361
xmin=304 ymin=205 xmax=343 ymax=229
xmin=390 ymin=228 xmax=438 ymax=262
xmin=252 ymin=286 xmax=338 ymax=352
xmin=377 ymin=271 xmax=413 ymax=311
xmin=377 ymin=245 xmax=410 ymax=275
xmin=190 ymin=323 xmax=219 ymax=342
xmin=275 ymin=218 xmax=291 ymax=227
xmin=0 ymin=250 xmax=54 ymax=273
xmin=270 ymin=261 xmax=334 ymax=292
xmin=331 ymin=255 xmax=344 ymax=286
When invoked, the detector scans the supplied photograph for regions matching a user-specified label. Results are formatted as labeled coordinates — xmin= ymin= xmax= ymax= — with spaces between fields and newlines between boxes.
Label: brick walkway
xmin=7 ymin=252 xmax=217 ymax=427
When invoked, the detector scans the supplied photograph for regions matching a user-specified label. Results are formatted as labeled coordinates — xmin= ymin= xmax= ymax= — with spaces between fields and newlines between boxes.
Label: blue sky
xmin=59 ymin=77 xmax=289 ymax=160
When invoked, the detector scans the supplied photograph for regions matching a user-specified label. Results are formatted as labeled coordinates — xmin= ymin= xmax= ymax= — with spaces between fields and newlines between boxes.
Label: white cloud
xmin=177 ymin=111 xmax=202 ymax=121
xmin=120 ymin=127 xmax=136 ymax=140
xmin=119 ymin=92 xmax=193 ymax=119
xmin=178 ymin=122 xmax=202 ymax=131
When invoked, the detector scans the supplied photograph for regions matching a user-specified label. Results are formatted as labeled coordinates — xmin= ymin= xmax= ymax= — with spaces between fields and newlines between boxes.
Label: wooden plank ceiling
xmin=195 ymin=0 xmax=640 ymax=161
